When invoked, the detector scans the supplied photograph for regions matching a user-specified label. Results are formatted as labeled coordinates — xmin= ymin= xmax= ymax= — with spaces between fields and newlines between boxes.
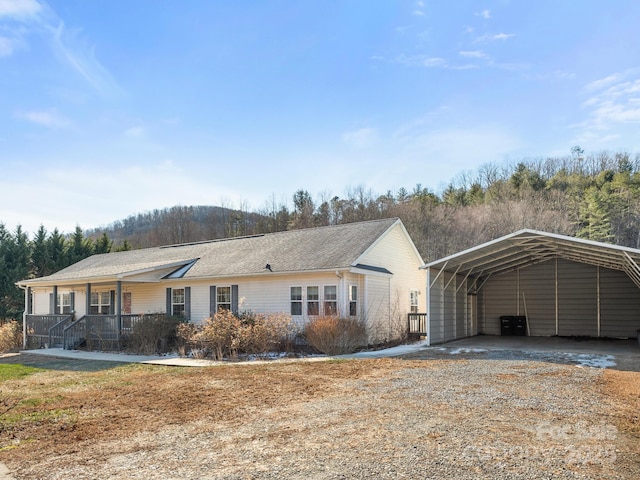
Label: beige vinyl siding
xmin=358 ymin=223 xmax=425 ymax=316
xmin=364 ymin=275 xmax=392 ymax=342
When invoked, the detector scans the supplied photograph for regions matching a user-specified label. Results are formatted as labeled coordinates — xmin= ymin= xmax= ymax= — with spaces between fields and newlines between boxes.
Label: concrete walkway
xmin=19 ymin=340 xmax=432 ymax=366
xmin=18 ymin=335 xmax=639 ymax=366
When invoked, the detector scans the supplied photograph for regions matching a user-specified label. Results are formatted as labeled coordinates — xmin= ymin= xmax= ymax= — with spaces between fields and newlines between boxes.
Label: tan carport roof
xmin=422 ymin=229 xmax=640 ymax=291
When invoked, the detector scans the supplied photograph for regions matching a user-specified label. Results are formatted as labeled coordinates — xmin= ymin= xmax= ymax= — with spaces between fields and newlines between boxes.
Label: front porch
xmin=25 ymin=313 xmax=146 ymax=351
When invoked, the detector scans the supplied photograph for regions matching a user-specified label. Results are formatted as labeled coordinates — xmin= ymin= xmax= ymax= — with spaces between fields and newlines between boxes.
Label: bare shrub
xmin=124 ymin=314 xmax=182 ymax=355
xmin=304 ymin=316 xmax=367 ymax=355
xmin=177 ymin=311 xmax=299 ymax=360
xmin=238 ymin=312 xmax=298 ymax=357
xmin=185 ymin=310 xmax=241 ymax=361
xmin=0 ymin=320 xmax=22 ymax=353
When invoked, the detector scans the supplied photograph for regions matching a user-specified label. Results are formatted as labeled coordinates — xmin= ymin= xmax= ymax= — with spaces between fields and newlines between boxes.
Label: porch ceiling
xmin=422 ymin=229 xmax=640 ymax=290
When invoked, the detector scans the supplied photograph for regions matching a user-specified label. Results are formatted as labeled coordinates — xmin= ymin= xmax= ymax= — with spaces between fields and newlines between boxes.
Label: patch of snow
xmin=447 ymin=348 xmax=489 ymax=355
xmin=347 ymin=340 xmax=429 ymax=358
xmin=566 ymin=353 xmax=617 ymax=369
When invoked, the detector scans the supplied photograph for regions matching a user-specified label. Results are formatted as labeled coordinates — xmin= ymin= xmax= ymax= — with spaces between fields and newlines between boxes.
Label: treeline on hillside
xmin=90 ymin=149 xmax=640 ymax=259
xmin=3 ymin=148 xmax=640 ymax=321
xmin=0 ymin=225 xmax=128 ymax=320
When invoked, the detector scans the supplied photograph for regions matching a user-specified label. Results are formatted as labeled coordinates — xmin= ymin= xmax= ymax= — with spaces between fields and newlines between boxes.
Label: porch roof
xmin=19 ymin=218 xmax=401 ymax=287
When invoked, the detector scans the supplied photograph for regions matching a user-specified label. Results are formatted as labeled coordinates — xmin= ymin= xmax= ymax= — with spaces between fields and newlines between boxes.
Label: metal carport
xmin=422 ymin=229 xmax=640 ymax=345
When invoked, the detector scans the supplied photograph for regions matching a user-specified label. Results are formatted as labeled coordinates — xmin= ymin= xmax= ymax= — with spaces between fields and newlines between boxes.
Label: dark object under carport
xmin=500 ymin=316 xmax=527 ymax=336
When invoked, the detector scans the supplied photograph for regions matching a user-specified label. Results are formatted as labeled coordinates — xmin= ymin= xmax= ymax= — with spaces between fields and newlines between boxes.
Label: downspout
xmin=18 ymin=284 xmax=28 ymax=349
xmin=555 ymin=258 xmax=559 ymax=336
xmin=426 ymin=268 xmax=431 ymax=346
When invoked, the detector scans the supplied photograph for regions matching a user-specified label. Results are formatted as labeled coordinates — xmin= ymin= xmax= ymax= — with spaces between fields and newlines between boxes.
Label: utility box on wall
xmin=500 ymin=316 xmax=527 ymax=336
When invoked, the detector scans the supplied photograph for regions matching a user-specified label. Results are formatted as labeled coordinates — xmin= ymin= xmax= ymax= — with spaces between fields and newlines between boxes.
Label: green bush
xmin=0 ymin=320 xmax=23 ymax=353
xmin=304 ymin=316 xmax=367 ymax=355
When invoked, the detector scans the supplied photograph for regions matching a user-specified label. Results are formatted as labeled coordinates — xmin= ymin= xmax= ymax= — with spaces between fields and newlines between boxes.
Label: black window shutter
xmin=49 ymin=293 xmax=54 ymax=314
xmin=209 ymin=286 xmax=216 ymax=316
xmin=109 ymin=291 xmax=116 ymax=314
xmin=231 ymin=285 xmax=239 ymax=314
xmin=70 ymin=292 xmax=75 ymax=312
xmin=166 ymin=288 xmax=172 ymax=315
xmin=185 ymin=287 xmax=191 ymax=321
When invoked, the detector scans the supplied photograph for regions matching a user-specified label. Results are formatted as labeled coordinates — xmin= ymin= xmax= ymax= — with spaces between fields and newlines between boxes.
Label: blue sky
xmin=2 ymin=0 xmax=640 ymax=235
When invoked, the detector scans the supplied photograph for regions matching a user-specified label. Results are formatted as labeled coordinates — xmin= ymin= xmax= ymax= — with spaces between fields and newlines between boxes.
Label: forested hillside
xmin=1 ymin=149 xmax=640 ymax=321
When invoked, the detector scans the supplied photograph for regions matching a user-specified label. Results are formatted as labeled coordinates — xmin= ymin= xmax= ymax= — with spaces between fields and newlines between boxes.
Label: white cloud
xmin=16 ymin=109 xmax=70 ymax=127
xmin=476 ymin=9 xmax=491 ymax=19
xmin=584 ymin=74 xmax=621 ymax=92
xmin=474 ymin=32 xmax=515 ymax=43
xmin=412 ymin=10 xmax=424 ymax=16
xmin=342 ymin=128 xmax=379 ymax=148
xmin=573 ymin=74 xmax=640 ymax=146
xmin=396 ymin=54 xmax=447 ymax=68
xmin=48 ymin=21 xmax=123 ymax=97
xmin=0 ymin=0 xmax=42 ymax=20
xmin=391 ymin=123 xmax=523 ymax=192
xmin=459 ymin=50 xmax=489 ymax=60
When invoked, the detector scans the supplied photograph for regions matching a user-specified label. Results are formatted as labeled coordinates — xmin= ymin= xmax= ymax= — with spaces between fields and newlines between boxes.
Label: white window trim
xmin=290 ymin=286 xmax=303 ymax=316
xmin=216 ymin=285 xmax=232 ymax=311
xmin=323 ymin=285 xmax=338 ymax=316
xmin=349 ymin=285 xmax=358 ymax=317
xmin=172 ymin=287 xmax=186 ymax=316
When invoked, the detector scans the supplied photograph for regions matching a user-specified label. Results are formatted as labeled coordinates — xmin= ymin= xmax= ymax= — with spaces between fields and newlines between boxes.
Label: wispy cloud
xmin=476 ymin=9 xmax=491 ymax=19
xmin=474 ymin=32 xmax=515 ymax=43
xmin=0 ymin=0 xmax=42 ymax=20
xmin=342 ymin=128 xmax=379 ymax=148
xmin=16 ymin=109 xmax=70 ymax=128
xmin=574 ymin=73 xmax=640 ymax=145
xmin=459 ymin=50 xmax=489 ymax=60
xmin=48 ymin=21 xmax=123 ymax=97
xmin=396 ymin=54 xmax=447 ymax=68
xmin=0 ymin=0 xmax=121 ymax=96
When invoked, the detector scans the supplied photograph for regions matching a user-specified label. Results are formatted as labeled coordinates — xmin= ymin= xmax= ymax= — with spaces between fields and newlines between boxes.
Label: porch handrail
xmin=63 ymin=315 xmax=87 ymax=350
xmin=48 ymin=314 xmax=74 ymax=348
xmin=408 ymin=312 xmax=427 ymax=336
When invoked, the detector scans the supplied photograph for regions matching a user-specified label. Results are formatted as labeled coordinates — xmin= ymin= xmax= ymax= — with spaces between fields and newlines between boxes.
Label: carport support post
xmin=597 ymin=266 xmax=601 ymax=337
xmin=426 ymin=268 xmax=431 ymax=346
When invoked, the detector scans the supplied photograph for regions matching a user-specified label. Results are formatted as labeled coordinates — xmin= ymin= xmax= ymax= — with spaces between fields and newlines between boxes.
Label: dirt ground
xmin=1 ymin=352 xmax=639 ymax=479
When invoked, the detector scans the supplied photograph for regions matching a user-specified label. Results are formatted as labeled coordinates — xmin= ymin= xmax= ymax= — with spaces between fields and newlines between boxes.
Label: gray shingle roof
xmin=21 ymin=218 xmax=400 ymax=285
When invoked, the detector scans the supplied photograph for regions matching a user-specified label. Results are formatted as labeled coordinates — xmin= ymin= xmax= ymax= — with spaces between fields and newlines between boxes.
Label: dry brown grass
xmin=1 ymin=353 xmax=639 ymax=479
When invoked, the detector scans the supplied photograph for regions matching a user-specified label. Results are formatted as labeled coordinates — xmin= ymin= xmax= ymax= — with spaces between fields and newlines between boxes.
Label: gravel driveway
xmin=4 ymin=353 xmax=636 ymax=480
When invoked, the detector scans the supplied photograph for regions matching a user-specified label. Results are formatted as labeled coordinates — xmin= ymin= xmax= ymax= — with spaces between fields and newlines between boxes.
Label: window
xmin=172 ymin=288 xmax=185 ymax=317
xmin=307 ymin=286 xmax=319 ymax=316
xmin=324 ymin=285 xmax=337 ymax=316
xmin=410 ymin=290 xmax=419 ymax=314
xmin=90 ymin=292 xmax=111 ymax=314
xmin=217 ymin=286 xmax=231 ymax=311
xmin=349 ymin=285 xmax=358 ymax=317
xmin=57 ymin=293 xmax=71 ymax=314
xmin=290 ymin=286 xmax=302 ymax=315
